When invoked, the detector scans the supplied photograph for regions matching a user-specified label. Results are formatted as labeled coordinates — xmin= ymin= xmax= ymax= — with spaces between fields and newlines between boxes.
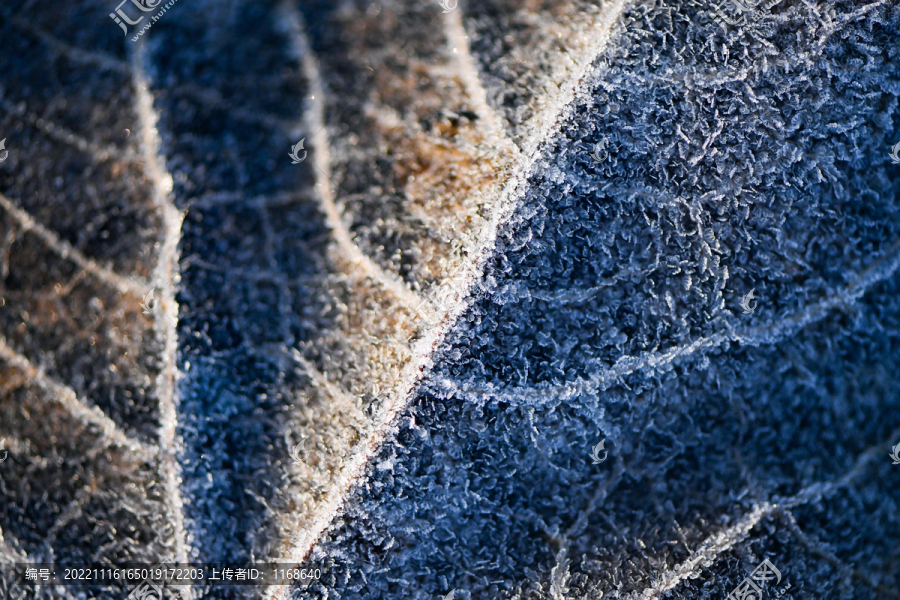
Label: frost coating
xmin=301 ymin=0 xmax=900 ymax=599
xmin=1 ymin=0 xmax=900 ymax=599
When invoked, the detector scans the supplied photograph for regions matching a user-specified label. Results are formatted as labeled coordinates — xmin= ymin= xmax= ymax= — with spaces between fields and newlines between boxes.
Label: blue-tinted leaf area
xmin=150 ymin=0 xmax=323 ymax=571
xmin=300 ymin=1 xmax=900 ymax=599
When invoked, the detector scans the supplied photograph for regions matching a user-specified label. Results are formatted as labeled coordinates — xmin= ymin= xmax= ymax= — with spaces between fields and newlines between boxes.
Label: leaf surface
xmin=1 ymin=1 xmax=899 ymax=599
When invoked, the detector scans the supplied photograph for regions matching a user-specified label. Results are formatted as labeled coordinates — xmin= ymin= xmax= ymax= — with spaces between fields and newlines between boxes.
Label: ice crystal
xmin=0 ymin=0 xmax=898 ymax=599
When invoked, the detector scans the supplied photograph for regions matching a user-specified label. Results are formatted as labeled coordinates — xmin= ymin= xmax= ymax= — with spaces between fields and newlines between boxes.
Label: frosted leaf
xmin=1 ymin=0 xmax=899 ymax=599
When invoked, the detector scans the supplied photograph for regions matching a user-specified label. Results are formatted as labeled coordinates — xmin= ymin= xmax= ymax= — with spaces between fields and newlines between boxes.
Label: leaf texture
xmin=0 ymin=0 xmax=899 ymax=599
